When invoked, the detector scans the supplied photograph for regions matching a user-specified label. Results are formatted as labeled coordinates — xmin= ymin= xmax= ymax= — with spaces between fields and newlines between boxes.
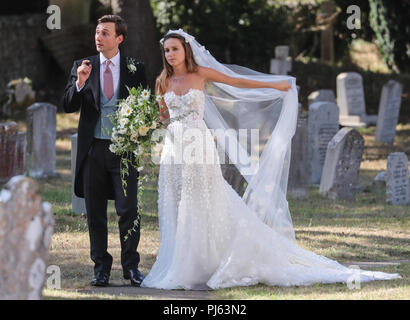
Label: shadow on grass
xmin=295 ymin=229 xmax=409 ymax=261
xmin=214 ymin=263 xmax=409 ymax=300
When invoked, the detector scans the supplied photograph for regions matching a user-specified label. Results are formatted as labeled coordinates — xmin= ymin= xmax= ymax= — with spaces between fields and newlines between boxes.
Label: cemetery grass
xmin=37 ymin=115 xmax=409 ymax=299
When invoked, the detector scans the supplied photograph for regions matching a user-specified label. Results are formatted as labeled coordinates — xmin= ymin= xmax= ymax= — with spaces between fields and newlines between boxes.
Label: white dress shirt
xmin=76 ymin=51 xmax=121 ymax=93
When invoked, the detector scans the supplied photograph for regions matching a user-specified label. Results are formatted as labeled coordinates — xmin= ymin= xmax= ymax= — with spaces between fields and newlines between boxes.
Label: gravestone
xmin=319 ymin=127 xmax=364 ymax=200
xmin=270 ymin=46 xmax=292 ymax=75
xmin=386 ymin=152 xmax=409 ymax=205
xmin=71 ymin=134 xmax=86 ymax=214
xmin=0 ymin=122 xmax=26 ymax=182
xmin=25 ymin=103 xmax=57 ymax=178
xmin=375 ymin=80 xmax=403 ymax=144
xmin=288 ymin=114 xmax=310 ymax=198
xmin=336 ymin=72 xmax=377 ymax=127
xmin=308 ymin=89 xmax=336 ymax=106
xmin=308 ymin=101 xmax=340 ymax=184
xmin=0 ymin=176 xmax=54 ymax=300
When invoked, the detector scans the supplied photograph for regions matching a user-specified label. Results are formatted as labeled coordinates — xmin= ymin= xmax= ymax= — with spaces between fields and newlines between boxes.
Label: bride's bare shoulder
xmin=197 ymin=66 xmax=214 ymax=75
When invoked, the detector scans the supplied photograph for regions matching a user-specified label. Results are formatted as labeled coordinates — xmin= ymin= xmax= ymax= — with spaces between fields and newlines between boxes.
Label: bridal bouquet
xmin=109 ymin=86 xmax=164 ymax=238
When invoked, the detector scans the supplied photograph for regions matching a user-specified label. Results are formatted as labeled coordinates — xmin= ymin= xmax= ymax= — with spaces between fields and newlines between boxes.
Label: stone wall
xmin=0 ymin=14 xmax=47 ymax=94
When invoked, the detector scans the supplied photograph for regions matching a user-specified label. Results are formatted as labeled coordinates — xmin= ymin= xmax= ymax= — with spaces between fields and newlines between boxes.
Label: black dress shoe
xmin=124 ymin=269 xmax=145 ymax=287
xmin=90 ymin=272 xmax=110 ymax=287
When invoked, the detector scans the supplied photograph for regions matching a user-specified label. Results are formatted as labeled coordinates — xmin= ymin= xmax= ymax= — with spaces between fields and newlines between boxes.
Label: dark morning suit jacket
xmin=61 ymin=51 xmax=147 ymax=199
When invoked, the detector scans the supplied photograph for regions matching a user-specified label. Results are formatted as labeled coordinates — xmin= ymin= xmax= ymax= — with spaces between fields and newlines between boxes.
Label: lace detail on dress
xmin=164 ymin=88 xmax=205 ymax=123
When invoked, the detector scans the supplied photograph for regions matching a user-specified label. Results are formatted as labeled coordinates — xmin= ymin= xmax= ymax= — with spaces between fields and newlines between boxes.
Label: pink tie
xmin=104 ymin=60 xmax=114 ymax=100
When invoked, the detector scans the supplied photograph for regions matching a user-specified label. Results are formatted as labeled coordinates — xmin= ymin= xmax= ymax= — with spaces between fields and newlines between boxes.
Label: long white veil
xmin=164 ymin=29 xmax=299 ymax=242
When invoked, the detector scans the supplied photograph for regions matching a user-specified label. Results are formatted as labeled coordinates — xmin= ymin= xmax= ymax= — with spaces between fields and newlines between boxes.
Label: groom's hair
xmin=97 ymin=15 xmax=128 ymax=40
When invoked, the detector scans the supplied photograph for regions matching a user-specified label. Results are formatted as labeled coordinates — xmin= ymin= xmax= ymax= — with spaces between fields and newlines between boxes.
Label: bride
xmin=140 ymin=29 xmax=401 ymax=290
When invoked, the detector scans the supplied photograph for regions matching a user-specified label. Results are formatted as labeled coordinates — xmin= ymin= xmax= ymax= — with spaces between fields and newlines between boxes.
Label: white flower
xmin=126 ymin=95 xmax=136 ymax=105
xmin=128 ymin=64 xmax=136 ymax=73
xmin=130 ymin=131 xmax=139 ymax=143
xmin=127 ymin=57 xmax=137 ymax=74
xmin=119 ymin=127 xmax=127 ymax=134
xmin=150 ymin=121 xmax=157 ymax=129
xmin=155 ymin=94 xmax=162 ymax=102
xmin=141 ymin=89 xmax=150 ymax=101
xmin=120 ymin=104 xmax=132 ymax=117
xmin=138 ymin=126 xmax=149 ymax=136
xmin=118 ymin=101 xmax=127 ymax=110
xmin=137 ymin=166 xmax=144 ymax=172
xmin=134 ymin=145 xmax=144 ymax=156
xmin=109 ymin=144 xmax=117 ymax=153
xmin=124 ymin=106 xmax=133 ymax=117
xmin=119 ymin=117 xmax=129 ymax=128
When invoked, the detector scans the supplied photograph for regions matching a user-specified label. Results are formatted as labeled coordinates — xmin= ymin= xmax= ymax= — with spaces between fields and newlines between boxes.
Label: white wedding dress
xmin=140 ymin=88 xmax=401 ymax=290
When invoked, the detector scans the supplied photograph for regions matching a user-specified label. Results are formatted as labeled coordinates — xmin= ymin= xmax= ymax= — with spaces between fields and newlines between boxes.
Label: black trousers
xmin=83 ymin=138 xmax=140 ymax=276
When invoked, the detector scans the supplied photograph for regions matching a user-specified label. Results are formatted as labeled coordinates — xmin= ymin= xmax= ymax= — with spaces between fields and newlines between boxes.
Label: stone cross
xmin=270 ymin=46 xmax=292 ymax=75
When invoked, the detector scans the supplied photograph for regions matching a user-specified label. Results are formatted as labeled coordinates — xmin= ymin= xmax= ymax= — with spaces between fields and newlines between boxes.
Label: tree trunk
xmin=111 ymin=0 xmax=161 ymax=89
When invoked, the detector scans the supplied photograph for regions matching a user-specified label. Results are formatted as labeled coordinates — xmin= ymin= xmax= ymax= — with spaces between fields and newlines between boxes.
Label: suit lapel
xmin=119 ymin=53 xmax=130 ymax=99
xmin=89 ymin=54 xmax=100 ymax=110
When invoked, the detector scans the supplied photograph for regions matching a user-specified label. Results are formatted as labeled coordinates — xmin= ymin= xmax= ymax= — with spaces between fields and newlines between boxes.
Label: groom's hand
xmin=77 ymin=60 xmax=92 ymax=88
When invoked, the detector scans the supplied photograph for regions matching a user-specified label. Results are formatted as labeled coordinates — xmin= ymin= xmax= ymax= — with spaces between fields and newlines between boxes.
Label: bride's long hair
xmin=156 ymin=33 xmax=199 ymax=95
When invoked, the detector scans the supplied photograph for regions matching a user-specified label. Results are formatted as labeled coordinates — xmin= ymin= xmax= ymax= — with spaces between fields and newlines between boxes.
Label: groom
xmin=61 ymin=15 xmax=146 ymax=287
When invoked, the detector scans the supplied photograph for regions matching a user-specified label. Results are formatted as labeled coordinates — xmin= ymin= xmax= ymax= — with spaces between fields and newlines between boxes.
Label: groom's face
xmin=95 ymin=22 xmax=123 ymax=55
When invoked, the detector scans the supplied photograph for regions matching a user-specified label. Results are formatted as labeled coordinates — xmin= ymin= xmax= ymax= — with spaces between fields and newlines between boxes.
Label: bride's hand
xmin=273 ymin=81 xmax=291 ymax=92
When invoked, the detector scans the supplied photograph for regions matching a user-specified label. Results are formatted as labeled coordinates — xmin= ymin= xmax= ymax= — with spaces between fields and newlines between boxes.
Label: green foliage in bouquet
xmin=108 ymin=85 xmax=165 ymax=241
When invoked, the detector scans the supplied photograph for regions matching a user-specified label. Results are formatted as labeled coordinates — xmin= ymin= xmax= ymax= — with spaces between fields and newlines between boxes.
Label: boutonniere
xmin=127 ymin=57 xmax=137 ymax=74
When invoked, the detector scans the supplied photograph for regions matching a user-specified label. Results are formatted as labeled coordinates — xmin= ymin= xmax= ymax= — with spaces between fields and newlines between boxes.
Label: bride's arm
xmin=198 ymin=66 xmax=291 ymax=92
xmin=155 ymin=80 xmax=170 ymax=127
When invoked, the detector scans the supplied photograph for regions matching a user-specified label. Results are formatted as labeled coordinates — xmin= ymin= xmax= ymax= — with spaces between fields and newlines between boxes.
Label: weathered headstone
xmin=375 ymin=80 xmax=403 ymax=144
xmin=270 ymin=46 xmax=292 ymax=75
xmin=336 ymin=72 xmax=377 ymax=127
xmin=308 ymin=89 xmax=336 ymax=106
xmin=0 ymin=122 xmax=26 ymax=182
xmin=288 ymin=114 xmax=310 ymax=198
xmin=308 ymin=101 xmax=340 ymax=184
xmin=25 ymin=103 xmax=57 ymax=178
xmin=386 ymin=152 xmax=409 ymax=205
xmin=71 ymin=134 xmax=86 ymax=214
xmin=0 ymin=176 xmax=54 ymax=300
xmin=319 ymin=127 xmax=364 ymax=200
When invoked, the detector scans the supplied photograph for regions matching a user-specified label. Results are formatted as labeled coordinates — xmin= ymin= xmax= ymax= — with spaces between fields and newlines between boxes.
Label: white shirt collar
xmin=100 ymin=50 xmax=120 ymax=67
